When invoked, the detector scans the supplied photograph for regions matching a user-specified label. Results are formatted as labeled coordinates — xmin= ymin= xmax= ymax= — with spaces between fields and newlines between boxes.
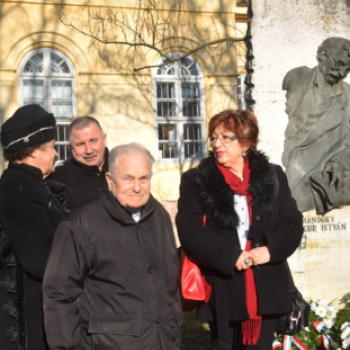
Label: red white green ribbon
xmin=313 ymin=321 xmax=329 ymax=334
xmin=283 ymin=335 xmax=292 ymax=350
xmin=273 ymin=335 xmax=310 ymax=350
xmin=272 ymin=339 xmax=282 ymax=349
xmin=313 ymin=321 xmax=333 ymax=350
xmin=291 ymin=336 xmax=309 ymax=350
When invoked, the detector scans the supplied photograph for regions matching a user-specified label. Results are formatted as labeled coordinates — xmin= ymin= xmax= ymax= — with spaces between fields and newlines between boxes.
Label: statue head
xmin=316 ymin=37 xmax=350 ymax=85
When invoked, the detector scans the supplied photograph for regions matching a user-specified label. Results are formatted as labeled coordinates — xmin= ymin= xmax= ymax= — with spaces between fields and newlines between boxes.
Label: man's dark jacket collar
xmin=100 ymin=191 xmax=154 ymax=225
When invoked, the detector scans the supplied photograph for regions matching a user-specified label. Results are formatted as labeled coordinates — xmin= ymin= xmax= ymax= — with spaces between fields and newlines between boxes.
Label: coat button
xmin=148 ymin=266 xmax=152 ymax=274
xmin=255 ymin=215 xmax=261 ymax=221
xmin=155 ymin=317 xmax=161 ymax=324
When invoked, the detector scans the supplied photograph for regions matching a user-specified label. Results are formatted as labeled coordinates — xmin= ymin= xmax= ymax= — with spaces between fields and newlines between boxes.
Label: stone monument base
xmin=288 ymin=207 xmax=350 ymax=307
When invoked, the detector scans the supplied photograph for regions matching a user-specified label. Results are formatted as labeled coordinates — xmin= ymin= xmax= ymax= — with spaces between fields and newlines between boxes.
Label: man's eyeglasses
xmin=208 ymin=135 xmax=239 ymax=144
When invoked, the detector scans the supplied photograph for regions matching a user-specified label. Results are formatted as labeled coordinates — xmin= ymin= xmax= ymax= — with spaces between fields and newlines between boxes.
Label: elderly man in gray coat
xmin=43 ymin=143 xmax=182 ymax=350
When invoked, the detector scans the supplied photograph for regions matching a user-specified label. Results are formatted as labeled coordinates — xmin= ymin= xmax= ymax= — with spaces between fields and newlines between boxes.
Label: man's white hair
xmin=108 ymin=143 xmax=155 ymax=177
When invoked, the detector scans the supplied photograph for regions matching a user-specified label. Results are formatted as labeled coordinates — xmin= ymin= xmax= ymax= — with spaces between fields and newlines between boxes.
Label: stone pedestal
xmin=288 ymin=207 xmax=350 ymax=305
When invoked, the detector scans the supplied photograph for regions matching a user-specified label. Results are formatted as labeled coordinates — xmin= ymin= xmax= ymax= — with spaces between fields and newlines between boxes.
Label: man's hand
xmin=322 ymin=161 xmax=344 ymax=190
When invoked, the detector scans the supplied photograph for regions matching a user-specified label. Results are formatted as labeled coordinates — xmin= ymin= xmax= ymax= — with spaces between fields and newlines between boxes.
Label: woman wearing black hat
xmin=0 ymin=104 xmax=71 ymax=350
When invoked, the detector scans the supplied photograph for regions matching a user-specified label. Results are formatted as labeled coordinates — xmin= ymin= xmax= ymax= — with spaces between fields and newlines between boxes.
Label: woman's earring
xmin=242 ymin=151 xmax=247 ymax=157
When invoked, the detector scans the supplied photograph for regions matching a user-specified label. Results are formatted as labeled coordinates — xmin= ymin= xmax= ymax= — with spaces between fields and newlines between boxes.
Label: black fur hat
xmin=1 ymin=104 xmax=56 ymax=151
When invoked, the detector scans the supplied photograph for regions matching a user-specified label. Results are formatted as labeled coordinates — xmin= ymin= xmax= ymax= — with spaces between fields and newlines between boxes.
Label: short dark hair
xmin=3 ymin=146 xmax=37 ymax=162
xmin=208 ymin=109 xmax=259 ymax=153
xmin=69 ymin=116 xmax=103 ymax=140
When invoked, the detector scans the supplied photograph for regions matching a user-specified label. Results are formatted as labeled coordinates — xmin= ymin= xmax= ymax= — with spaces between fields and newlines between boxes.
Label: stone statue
xmin=282 ymin=37 xmax=350 ymax=214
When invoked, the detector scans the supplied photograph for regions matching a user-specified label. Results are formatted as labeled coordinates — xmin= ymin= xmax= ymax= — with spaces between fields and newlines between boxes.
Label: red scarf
xmin=216 ymin=160 xmax=262 ymax=345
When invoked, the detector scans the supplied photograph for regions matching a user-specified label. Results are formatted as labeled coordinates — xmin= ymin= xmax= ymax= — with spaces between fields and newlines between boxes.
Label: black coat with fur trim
xmin=176 ymin=152 xmax=303 ymax=323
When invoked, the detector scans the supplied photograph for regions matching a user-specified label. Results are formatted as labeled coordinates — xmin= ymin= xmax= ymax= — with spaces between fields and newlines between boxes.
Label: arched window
xmin=153 ymin=53 xmax=206 ymax=162
xmin=18 ymin=48 xmax=77 ymax=161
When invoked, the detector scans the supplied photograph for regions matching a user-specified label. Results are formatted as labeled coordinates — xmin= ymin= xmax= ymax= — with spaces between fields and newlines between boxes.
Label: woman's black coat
xmin=0 ymin=163 xmax=68 ymax=350
xmin=176 ymin=152 xmax=303 ymax=327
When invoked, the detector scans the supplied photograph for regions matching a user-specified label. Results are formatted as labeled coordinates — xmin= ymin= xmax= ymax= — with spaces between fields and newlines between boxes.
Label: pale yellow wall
xmin=0 ymin=0 xmax=247 ymax=200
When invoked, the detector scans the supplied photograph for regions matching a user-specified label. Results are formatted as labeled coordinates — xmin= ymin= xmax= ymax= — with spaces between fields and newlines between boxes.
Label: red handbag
xmin=180 ymin=215 xmax=212 ymax=303
xmin=181 ymin=255 xmax=212 ymax=302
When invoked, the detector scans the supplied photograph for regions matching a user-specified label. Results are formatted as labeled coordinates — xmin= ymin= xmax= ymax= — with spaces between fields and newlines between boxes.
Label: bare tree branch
xmin=59 ymin=0 xmax=245 ymax=72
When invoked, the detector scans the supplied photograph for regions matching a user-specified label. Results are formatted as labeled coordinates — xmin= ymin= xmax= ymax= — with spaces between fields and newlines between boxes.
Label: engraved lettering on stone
xmin=303 ymin=215 xmax=347 ymax=235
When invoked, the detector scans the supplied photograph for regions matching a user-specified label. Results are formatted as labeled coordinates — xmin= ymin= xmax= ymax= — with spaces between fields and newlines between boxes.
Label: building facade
xmin=0 ymin=0 xmax=247 ymax=200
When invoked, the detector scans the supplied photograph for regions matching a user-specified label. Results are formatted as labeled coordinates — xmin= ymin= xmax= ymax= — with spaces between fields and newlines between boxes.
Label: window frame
xmin=18 ymin=48 xmax=77 ymax=162
xmin=152 ymin=53 xmax=206 ymax=163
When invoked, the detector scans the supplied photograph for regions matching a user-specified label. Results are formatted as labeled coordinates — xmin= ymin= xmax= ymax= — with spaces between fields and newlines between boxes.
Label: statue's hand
xmin=322 ymin=162 xmax=344 ymax=190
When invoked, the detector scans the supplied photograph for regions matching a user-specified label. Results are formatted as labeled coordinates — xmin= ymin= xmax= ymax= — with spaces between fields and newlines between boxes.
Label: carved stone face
xmin=285 ymin=90 xmax=299 ymax=116
xmin=319 ymin=48 xmax=350 ymax=85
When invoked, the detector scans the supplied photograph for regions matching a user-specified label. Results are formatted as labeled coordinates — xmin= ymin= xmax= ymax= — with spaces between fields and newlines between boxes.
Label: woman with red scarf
xmin=176 ymin=109 xmax=303 ymax=349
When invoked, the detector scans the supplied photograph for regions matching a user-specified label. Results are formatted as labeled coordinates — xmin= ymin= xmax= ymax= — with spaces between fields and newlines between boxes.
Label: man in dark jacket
xmin=51 ymin=116 xmax=108 ymax=207
xmin=0 ymin=104 xmax=70 ymax=350
xmin=43 ymin=143 xmax=182 ymax=350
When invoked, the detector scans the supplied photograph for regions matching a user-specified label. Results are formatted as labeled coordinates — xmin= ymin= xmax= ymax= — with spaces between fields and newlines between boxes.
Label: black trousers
xmin=210 ymin=315 xmax=279 ymax=350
